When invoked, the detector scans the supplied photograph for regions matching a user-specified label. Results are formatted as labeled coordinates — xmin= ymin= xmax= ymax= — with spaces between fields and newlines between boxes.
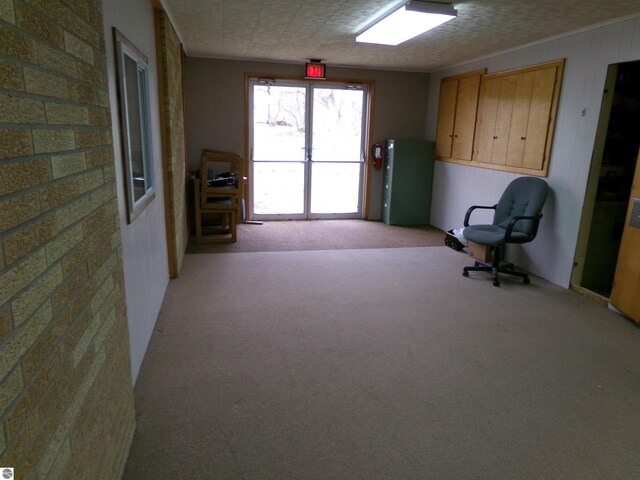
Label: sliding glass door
xmin=249 ymin=79 xmax=368 ymax=220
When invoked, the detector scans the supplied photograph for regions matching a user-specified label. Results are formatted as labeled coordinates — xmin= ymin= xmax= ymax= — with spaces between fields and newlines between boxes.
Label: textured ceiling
xmin=161 ymin=0 xmax=640 ymax=72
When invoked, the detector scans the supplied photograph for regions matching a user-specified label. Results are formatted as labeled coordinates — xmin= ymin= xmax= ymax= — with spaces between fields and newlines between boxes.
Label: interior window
xmin=113 ymin=28 xmax=155 ymax=222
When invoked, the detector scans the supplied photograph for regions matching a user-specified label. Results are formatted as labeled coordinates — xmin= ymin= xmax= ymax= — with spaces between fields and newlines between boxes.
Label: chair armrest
xmin=464 ymin=204 xmax=497 ymax=227
xmin=504 ymin=213 xmax=543 ymax=242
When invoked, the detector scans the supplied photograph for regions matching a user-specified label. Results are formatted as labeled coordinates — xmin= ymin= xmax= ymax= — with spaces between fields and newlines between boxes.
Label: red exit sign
xmin=305 ymin=62 xmax=326 ymax=79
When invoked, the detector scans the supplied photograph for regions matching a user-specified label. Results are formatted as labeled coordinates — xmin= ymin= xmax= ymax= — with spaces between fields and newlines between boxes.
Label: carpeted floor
xmin=124 ymin=245 xmax=640 ymax=480
xmin=186 ymin=219 xmax=446 ymax=253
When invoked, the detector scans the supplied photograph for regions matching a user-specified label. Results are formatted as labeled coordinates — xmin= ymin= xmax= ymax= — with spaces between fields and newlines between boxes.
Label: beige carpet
xmin=186 ymin=219 xmax=446 ymax=253
xmin=124 ymin=246 xmax=640 ymax=479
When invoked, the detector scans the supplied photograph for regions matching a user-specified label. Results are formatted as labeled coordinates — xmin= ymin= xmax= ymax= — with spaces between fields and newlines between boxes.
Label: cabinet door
xmin=451 ymin=74 xmax=481 ymax=161
xmin=435 ymin=78 xmax=458 ymax=158
xmin=474 ymin=76 xmax=501 ymax=164
xmin=505 ymin=71 xmax=535 ymax=167
xmin=491 ymin=74 xmax=518 ymax=165
xmin=522 ymin=66 xmax=557 ymax=170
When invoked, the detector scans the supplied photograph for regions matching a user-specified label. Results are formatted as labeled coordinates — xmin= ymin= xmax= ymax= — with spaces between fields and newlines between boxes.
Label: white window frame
xmin=113 ymin=28 xmax=155 ymax=223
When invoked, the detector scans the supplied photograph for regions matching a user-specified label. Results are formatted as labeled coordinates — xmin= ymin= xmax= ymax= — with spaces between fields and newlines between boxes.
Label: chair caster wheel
xmin=463 ymin=271 xmax=469 ymax=277
xmin=493 ymin=279 xmax=500 ymax=287
xmin=523 ymin=277 xmax=530 ymax=284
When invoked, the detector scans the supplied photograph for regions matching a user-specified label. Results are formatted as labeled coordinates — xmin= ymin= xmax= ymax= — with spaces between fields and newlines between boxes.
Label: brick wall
xmin=0 ymin=0 xmax=136 ymax=478
xmin=155 ymin=9 xmax=188 ymax=278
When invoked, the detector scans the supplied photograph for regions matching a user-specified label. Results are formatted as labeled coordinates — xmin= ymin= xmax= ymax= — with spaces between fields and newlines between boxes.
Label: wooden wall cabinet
xmin=435 ymin=71 xmax=483 ymax=161
xmin=473 ymin=60 xmax=564 ymax=176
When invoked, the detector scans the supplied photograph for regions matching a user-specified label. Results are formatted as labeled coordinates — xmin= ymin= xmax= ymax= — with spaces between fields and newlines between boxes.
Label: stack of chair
xmin=193 ymin=149 xmax=244 ymax=243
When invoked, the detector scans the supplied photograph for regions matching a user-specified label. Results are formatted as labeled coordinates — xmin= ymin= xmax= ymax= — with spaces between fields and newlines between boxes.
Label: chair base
xmin=463 ymin=259 xmax=530 ymax=287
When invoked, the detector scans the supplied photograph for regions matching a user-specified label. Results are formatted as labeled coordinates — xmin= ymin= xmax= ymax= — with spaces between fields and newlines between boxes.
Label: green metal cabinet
xmin=382 ymin=139 xmax=435 ymax=225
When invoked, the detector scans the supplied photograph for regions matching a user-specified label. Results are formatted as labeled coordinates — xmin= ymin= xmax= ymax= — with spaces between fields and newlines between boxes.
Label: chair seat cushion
xmin=463 ymin=225 xmax=530 ymax=246
xmin=463 ymin=225 xmax=505 ymax=246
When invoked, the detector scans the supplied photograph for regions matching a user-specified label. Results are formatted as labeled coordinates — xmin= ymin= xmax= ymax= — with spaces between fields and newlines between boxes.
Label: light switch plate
xmin=629 ymin=198 xmax=640 ymax=229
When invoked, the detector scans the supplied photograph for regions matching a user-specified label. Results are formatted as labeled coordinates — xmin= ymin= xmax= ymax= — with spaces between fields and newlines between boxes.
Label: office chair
xmin=462 ymin=176 xmax=549 ymax=286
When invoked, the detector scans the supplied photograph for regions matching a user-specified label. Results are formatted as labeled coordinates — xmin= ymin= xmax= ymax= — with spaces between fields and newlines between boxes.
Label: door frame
xmin=570 ymin=64 xmax=618 ymax=297
xmin=244 ymin=74 xmax=375 ymax=221
xmin=571 ymin=60 xmax=640 ymax=302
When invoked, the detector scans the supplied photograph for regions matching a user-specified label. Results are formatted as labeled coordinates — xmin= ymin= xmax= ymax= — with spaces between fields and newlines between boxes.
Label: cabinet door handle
xmin=521 ymin=136 xmax=526 ymax=140
xmin=493 ymin=136 xmax=498 ymax=139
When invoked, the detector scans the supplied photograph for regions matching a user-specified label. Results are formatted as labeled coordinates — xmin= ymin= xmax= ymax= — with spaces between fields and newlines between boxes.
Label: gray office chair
xmin=462 ymin=176 xmax=549 ymax=286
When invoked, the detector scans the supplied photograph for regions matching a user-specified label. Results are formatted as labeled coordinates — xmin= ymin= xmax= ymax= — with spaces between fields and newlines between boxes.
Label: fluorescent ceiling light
xmin=356 ymin=1 xmax=457 ymax=46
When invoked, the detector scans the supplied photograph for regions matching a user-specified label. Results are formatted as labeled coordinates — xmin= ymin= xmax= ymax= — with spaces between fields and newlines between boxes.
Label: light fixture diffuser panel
xmin=356 ymin=1 xmax=457 ymax=46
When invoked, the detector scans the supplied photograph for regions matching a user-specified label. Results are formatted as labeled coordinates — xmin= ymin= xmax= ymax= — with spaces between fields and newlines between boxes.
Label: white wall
xmin=426 ymin=15 xmax=640 ymax=287
xmin=184 ymin=58 xmax=430 ymax=219
xmin=103 ymin=0 xmax=169 ymax=383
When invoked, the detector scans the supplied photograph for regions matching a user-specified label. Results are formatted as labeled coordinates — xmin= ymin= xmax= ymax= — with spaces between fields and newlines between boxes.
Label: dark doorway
xmin=576 ymin=60 xmax=640 ymax=298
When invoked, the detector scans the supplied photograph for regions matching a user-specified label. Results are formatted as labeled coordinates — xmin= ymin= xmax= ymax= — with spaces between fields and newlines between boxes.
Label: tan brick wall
xmin=155 ymin=9 xmax=188 ymax=277
xmin=0 ymin=0 xmax=136 ymax=478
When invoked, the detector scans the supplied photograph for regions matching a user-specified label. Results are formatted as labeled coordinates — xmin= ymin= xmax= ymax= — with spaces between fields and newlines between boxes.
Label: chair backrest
xmin=494 ymin=176 xmax=549 ymax=237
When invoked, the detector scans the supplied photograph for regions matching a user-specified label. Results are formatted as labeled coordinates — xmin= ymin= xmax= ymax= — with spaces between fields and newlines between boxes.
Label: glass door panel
xmin=310 ymin=162 xmax=361 ymax=214
xmin=253 ymin=84 xmax=306 ymax=161
xmin=251 ymin=83 xmax=308 ymax=218
xmin=253 ymin=162 xmax=304 ymax=215
xmin=311 ymin=88 xmax=364 ymax=162
xmin=309 ymin=87 xmax=365 ymax=217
